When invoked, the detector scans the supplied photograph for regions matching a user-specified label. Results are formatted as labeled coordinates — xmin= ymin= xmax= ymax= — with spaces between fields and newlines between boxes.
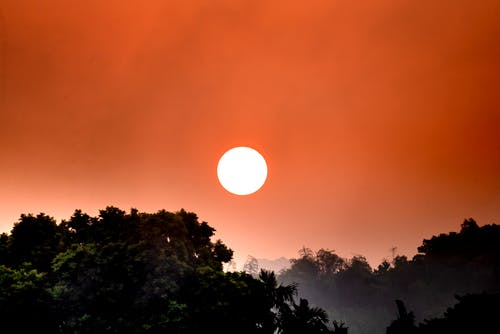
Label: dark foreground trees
xmin=3 ymin=209 xmax=497 ymax=333
xmin=387 ymin=292 xmax=500 ymax=334
xmin=0 ymin=207 xmax=335 ymax=333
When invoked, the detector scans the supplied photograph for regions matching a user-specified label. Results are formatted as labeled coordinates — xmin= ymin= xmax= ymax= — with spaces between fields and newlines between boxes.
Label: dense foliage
xmin=0 ymin=207 xmax=336 ymax=333
xmin=386 ymin=292 xmax=500 ymax=334
xmin=1 ymin=210 xmax=499 ymax=333
xmin=278 ymin=219 xmax=500 ymax=334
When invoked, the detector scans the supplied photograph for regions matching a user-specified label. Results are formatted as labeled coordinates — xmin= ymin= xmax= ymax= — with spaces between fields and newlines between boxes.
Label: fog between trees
xmin=0 ymin=208 xmax=499 ymax=333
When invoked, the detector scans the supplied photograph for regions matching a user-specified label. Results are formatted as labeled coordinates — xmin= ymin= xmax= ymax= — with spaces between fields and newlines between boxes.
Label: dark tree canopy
xmin=8 ymin=213 xmax=61 ymax=271
xmin=0 ymin=207 xmax=335 ymax=334
xmin=1 ymin=210 xmax=498 ymax=333
xmin=279 ymin=219 xmax=500 ymax=334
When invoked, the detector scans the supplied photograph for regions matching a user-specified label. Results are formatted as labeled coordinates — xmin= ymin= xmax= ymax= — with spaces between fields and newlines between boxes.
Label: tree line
xmin=0 ymin=208 xmax=499 ymax=333
xmin=276 ymin=219 xmax=500 ymax=334
xmin=0 ymin=207 xmax=340 ymax=333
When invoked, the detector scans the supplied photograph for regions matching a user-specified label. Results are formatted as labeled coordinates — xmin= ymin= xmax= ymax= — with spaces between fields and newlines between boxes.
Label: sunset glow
xmin=217 ymin=147 xmax=268 ymax=196
xmin=0 ymin=0 xmax=499 ymax=267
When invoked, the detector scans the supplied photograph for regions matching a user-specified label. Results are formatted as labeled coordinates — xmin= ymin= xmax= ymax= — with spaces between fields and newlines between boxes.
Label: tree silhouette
xmin=316 ymin=248 xmax=345 ymax=275
xmin=0 ymin=232 xmax=9 ymax=265
xmin=243 ymin=255 xmax=260 ymax=276
xmin=1 ymin=209 xmax=498 ymax=333
xmin=332 ymin=320 xmax=348 ymax=334
xmin=9 ymin=213 xmax=61 ymax=271
xmin=0 ymin=264 xmax=55 ymax=332
xmin=260 ymin=270 xmax=296 ymax=308
xmin=258 ymin=269 xmax=297 ymax=333
xmin=419 ymin=293 xmax=500 ymax=334
xmin=279 ymin=298 xmax=331 ymax=334
xmin=279 ymin=219 xmax=500 ymax=334
xmin=386 ymin=300 xmax=417 ymax=334
xmin=0 ymin=207 xmax=333 ymax=333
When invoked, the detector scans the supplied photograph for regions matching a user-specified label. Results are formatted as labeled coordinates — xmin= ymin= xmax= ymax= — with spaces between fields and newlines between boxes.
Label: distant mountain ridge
xmin=256 ymin=256 xmax=291 ymax=273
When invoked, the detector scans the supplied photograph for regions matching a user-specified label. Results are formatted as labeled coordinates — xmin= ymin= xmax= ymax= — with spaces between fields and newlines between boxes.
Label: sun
xmin=217 ymin=147 xmax=268 ymax=195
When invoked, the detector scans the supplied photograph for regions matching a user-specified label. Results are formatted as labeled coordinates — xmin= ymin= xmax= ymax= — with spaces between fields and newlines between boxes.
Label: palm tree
xmin=259 ymin=270 xmax=331 ymax=334
xmin=283 ymin=298 xmax=330 ymax=334
xmin=258 ymin=270 xmax=297 ymax=333
xmin=386 ymin=300 xmax=417 ymax=334
xmin=259 ymin=270 xmax=297 ymax=307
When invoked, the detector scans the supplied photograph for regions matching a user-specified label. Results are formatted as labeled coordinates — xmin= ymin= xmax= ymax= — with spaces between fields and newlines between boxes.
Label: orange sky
xmin=1 ymin=0 xmax=499 ymax=267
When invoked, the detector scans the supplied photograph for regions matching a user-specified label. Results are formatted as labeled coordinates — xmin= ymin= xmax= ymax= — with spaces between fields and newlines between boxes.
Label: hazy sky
xmin=1 ymin=0 xmax=499 ymax=267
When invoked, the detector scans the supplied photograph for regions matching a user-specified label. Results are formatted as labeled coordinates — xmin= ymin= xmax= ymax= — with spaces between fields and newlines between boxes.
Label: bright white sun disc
xmin=217 ymin=147 xmax=268 ymax=195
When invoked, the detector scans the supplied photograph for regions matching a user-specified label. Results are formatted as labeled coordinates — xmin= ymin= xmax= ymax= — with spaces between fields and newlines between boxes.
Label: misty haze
xmin=1 ymin=0 xmax=499 ymax=333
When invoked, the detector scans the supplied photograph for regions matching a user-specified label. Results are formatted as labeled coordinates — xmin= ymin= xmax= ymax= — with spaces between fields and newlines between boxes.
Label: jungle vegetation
xmin=0 ymin=208 xmax=498 ymax=333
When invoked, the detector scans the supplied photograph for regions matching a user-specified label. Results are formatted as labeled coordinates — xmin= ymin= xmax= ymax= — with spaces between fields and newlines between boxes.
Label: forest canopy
xmin=0 ymin=209 xmax=498 ymax=334
xmin=277 ymin=219 xmax=500 ymax=334
xmin=0 ymin=207 xmax=337 ymax=333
